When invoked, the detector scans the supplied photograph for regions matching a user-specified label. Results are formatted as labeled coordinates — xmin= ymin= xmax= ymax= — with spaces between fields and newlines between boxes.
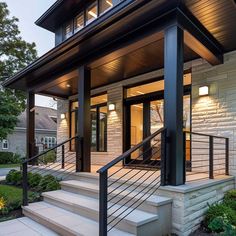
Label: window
xmin=44 ymin=137 xmax=57 ymax=149
xmin=74 ymin=13 xmax=84 ymax=33
xmin=100 ymin=0 xmax=113 ymax=14
xmin=126 ymin=73 xmax=192 ymax=98
xmin=2 ymin=140 xmax=9 ymax=150
xmin=64 ymin=21 xmax=73 ymax=40
xmin=70 ymin=94 xmax=108 ymax=152
xmin=86 ymin=1 xmax=98 ymax=25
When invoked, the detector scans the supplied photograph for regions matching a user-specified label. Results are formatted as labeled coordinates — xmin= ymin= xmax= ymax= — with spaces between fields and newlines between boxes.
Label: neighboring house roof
xmin=16 ymin=106 xmax=57 ymax=131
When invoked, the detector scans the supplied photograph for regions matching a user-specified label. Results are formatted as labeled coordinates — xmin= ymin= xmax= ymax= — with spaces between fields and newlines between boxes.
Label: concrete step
xmin=42 ymin=190 xmax=160 ymax=234
xmin=23 ymin=202 xmax=135 ymax=236
xmin=60 ymin=179 xmax=172 ymax=214
xmin=0 ymin=217 xmax=59 ymax=236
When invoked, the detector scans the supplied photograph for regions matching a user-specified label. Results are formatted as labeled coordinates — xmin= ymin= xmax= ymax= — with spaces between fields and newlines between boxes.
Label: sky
xmin=4 ymin=0 xmax=57 ymax=109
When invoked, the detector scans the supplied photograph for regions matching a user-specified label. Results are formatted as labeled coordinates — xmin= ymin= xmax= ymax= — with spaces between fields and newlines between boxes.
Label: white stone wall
xmin=191 ymin=51 xmax=236 ymax=176
xmin=158 ymin=177 xmax=235 ymax=236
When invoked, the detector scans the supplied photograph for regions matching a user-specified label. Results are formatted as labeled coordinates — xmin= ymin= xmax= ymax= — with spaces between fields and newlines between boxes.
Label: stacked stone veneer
xmin=191 ymin=51 xmax=236 ymax=177
xmin=158 ymin=177 xmax=235 ymax=236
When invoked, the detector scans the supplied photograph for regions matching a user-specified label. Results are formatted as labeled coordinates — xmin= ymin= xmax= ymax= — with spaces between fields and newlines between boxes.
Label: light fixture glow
xmin=199 ymin=86 xmax=209 ymax=96
xmin=66 ymin=84 xmax=71 ymax=88
xmin=108 ymin=103 xmax=116 ymax=111
xmin=88 ymin=10 xmax=97 ymax=18
xmin=106 ymin=0 xmax=113 ymax=7
xmin=61 ymin=113 xmax=66 ymax=119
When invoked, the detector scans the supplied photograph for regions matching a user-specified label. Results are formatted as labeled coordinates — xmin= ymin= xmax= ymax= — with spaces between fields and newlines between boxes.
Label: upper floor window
xmin=2 ymin=139 xmax=9 ymax=150
xmin=86 ymin=1 xmax=98 ymax=25
xmin=74 ymin=13 xmax=84 ymax=33
xmin=64 ymin=22 xmax=73 ymax=40
xmin=62 ymin=0 xmax=125 ymax=41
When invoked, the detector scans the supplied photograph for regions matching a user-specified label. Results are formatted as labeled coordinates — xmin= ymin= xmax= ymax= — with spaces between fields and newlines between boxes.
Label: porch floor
xmin=29 ymin=163 xmax=228 ymax=184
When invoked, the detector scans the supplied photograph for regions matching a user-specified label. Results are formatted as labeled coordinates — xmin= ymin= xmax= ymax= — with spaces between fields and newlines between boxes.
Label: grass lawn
xmin=0 ymin=164 xmax=20 ymax=169
xmin=0 ymin=185 xmax=38 ymax=208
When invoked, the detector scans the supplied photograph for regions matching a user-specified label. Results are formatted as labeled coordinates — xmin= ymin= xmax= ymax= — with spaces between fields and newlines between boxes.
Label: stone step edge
xmin=42 ymin=190 xmax=159 ymax=227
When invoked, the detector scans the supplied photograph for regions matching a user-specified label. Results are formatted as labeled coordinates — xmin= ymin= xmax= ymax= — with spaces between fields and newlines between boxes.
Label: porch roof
xmin=3 ymin=0 xmax=236 ymax=98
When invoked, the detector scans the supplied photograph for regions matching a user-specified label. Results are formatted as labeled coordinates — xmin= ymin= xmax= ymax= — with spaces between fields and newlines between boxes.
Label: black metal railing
xmin=22 ymin=136 xmax=82 ymax=206
xmin=184 ymin=131 xmax=229 ymax=181
xmin=97 ymin=128 xmax=167 ymax=236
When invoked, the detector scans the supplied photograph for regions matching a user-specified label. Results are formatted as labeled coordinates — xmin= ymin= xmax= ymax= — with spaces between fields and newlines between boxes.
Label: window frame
xmin=69 ymin=93 xmax=108 ymax=152
xmin=2 ymin=139 xmax=9 ymax=150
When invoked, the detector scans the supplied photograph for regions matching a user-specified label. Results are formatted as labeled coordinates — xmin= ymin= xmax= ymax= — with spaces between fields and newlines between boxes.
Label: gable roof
xmin=16 ymin=106 xmax=57 ymax=131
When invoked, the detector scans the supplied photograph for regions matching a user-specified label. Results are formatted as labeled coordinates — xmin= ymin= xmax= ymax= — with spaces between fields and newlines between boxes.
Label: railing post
xmin=225 ymin=138 xmax=229 ymax=175
xmin=99 ymin=170 xmax=108 ymax=236
xmin=22 ymin=161 xmax=28 ymax=206
xmin=161 ymin=129 xmax=167 ymax=186
xmin=61 ymin=144 xmax=65 ymax=169
xmin=209 ymin=136 xmax=214 ymax=179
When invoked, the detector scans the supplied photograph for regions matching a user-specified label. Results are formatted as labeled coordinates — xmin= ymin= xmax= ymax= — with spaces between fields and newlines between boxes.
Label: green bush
xmin=208 ymin=215 xmax=236 ymax=235
xmin=0 ymin=152 xmax=21 ymax=164
xmin=204 ymin=203 xmax=236 ymax=229
xmin=38 ymin=150 xmax=56 ymax=164
xmin=5 ymin=169 xmax=18 ymax=183
xmin=37 ymin=175 xmax=60 ymax=192
xmin=224 ymin=190 xmax=236 ymax=201
xmin=28 ymin=172 xmax=42 ymax=188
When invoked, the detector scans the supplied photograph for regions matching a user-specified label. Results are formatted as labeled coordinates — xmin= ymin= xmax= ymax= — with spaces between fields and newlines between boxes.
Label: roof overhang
xmin=4 ymin=0 xmax=236 ymax=98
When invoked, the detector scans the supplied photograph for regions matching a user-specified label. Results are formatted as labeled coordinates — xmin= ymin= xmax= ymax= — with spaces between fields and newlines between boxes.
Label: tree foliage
xmin=0 ymin=2 xmax=37 ymax=139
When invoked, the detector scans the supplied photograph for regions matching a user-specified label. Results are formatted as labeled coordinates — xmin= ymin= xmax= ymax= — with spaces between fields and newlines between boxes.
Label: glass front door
xmin=125 ymin=95 xmax=191 ymax=166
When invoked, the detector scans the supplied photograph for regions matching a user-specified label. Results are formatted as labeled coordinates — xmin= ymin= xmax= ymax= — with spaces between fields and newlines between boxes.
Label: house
xmin=0 ymin=106 xmax=57 ymax=157
xmin=2 ymin=0 xmax=236 ymax=235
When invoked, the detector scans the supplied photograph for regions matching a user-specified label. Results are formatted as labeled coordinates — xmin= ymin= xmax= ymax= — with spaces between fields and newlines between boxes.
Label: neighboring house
xmin=3 ymin=1 xmax=236 ymax=236
xmin=0 ymin=106 xmax=57 ymax=157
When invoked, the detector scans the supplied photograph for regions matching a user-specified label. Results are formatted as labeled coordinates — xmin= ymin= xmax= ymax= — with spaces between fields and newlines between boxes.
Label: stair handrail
xmin=23 ymin=136 xmax=81 ymax=164
xmin=22 ymin=135 xmax=82 ymax=206
xmin=97 ymin=127 xmax=167 ymax=236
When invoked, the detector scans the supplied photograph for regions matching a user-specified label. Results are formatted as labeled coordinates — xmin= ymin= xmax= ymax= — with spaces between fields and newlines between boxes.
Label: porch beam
xmin=26 ymin=92 xmax=35 ymax=162
xmin=78 ymin=66 xmax=91 ymax=172
xmin=164 ymin=24 xmax=184 ymax=186
xmin=177 ymin=6 xmax=223 ymax=65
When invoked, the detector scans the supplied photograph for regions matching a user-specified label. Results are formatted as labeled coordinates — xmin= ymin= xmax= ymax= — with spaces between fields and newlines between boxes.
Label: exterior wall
xmin=191 ymin=51 xmax=236 ymax=176
xmin=0 ymin=129 xmax=56 ymax=157
xmin=158 ymin=177 xmax=235 ymax=236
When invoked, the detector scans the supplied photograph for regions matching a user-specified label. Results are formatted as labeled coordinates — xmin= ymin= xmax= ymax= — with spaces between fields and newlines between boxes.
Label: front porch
xmin=4 ymin=0 xmax=236 ymax=235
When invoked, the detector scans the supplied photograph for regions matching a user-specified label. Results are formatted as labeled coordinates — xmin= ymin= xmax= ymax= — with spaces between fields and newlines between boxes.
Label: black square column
xmin=78 ymin=66 xmax=91 ymax=172
xmin=26 ymin=92 xmax=35 ymax=162
xmin=164 ymin=25 xmax=185 ymax=186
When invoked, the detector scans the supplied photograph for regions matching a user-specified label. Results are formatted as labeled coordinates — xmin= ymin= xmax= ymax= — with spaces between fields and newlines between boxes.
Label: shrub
xmin=224 ymin=190 xmax=236 ymax=201
xmin=223 ymin=198 xmax=236 ymax=212
xmin=5 ymin=170 xmax=22 ymax=186
xmin=28 ymin=172 xmax=42 ymax=188
xmin=204 ymin=203 xmax=236 ymax=228
xmin=5 ymin=169 xmax=18 ymax=183
xmin=38 ymin=150 xmax=56 ymax=165
xmin=0 ymin=152 xmax=21 ymax=164
xmin=37 ymin=175 xmax=60 ymax=192
xmin=208 ymin=215 xmax=236 ymax=235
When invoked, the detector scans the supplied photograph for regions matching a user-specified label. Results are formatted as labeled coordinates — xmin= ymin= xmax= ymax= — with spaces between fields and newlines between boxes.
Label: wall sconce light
xmin=108 ymin=103 xmax=116 ymax=111
xmin=60 ymin=113 xmax=66 ymax=119
xmin=199 ymin=86 xmax=209 ymax=96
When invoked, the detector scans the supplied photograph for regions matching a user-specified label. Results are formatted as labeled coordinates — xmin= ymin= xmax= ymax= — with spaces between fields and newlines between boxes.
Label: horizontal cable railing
xmin=184 ymin=131 xmax=229 ymax=181
xmin=22 ymin=136 xmax=82 ymax=206
xmin=97 ymin=127 xmax=167 ymax=236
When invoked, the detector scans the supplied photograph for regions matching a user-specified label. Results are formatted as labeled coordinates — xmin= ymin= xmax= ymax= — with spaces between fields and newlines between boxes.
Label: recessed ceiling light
xmin=66 ymin=84 xmax=71 ymax=88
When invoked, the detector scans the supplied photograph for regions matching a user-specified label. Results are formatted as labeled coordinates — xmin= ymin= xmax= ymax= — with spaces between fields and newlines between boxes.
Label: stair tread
xmin=60 ymin=180 xmax=172 ymax=206
xmin=42 ymin=190 xmax=158 ymax=226
xmin=24 ymin=202 xmax=135 ymax=236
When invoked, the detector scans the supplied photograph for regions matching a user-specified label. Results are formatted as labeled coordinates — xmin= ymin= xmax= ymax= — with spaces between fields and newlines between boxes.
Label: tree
xmin=0 ymin=2 xmax=37 ymax=140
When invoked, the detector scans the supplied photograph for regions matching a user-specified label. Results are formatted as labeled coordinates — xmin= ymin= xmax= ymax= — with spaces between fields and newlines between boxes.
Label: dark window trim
xmin=69 ymin=98 xmax=108 ymax=152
